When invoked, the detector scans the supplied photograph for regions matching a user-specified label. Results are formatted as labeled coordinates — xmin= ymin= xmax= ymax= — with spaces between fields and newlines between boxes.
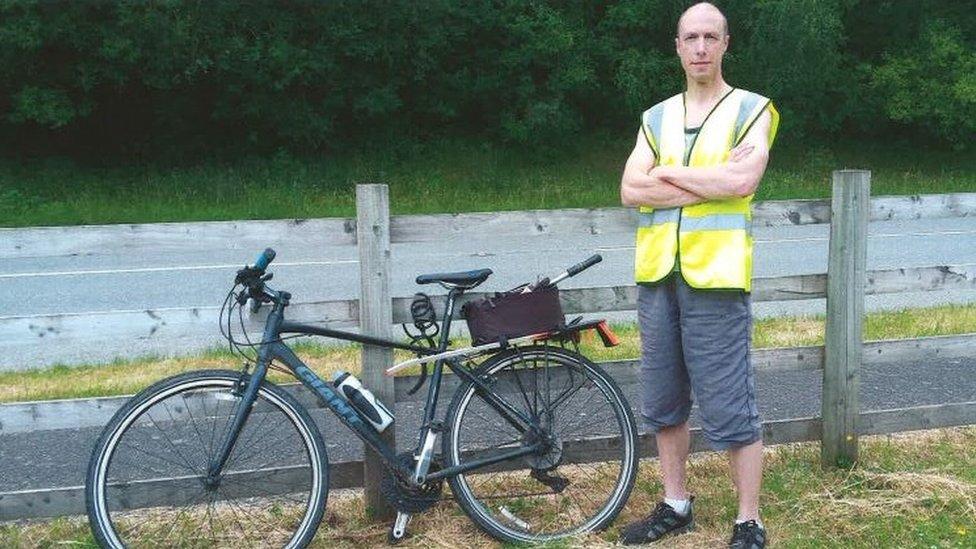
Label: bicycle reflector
xmin=595 ymin=321 xmax=620 ymax=347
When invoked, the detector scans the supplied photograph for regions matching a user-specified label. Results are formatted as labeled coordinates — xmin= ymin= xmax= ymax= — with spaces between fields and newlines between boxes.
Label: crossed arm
xmin=619 ymin=109 xmax=772 ymax=208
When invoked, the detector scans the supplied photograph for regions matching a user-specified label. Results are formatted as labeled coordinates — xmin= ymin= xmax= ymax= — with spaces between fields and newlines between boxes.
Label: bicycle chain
xmin=380 ymin=452 xmax=445 ymax=513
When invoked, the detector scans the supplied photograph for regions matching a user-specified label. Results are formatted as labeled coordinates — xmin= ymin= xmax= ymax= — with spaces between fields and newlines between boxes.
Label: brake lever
xmin=235 ymin=266 xmax=259 ymax=285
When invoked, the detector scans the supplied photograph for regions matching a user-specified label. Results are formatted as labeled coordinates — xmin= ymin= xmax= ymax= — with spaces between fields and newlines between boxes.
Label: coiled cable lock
xmin=401 ymin=293 xmax=439 ymax=394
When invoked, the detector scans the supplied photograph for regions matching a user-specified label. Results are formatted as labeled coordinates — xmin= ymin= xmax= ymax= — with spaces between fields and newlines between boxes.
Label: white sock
xmin=736 ymin=518 xmax=764 ymax=529
xmin=664 ymin=497 xmax=690 ymax=516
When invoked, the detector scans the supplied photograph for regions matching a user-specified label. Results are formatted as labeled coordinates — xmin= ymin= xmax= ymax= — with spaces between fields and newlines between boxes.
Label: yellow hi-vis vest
xmin=635 ymin=88 xmax=780 ymax=292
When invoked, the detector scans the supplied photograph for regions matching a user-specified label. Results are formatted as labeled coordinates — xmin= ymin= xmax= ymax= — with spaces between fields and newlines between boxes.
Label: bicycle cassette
xmin=381 ymin=452 xmax=444 ymax=513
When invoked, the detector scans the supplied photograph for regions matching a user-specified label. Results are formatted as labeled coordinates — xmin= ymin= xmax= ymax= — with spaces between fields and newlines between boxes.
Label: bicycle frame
xmin=208 ymin=286 xmax=543 ymax=487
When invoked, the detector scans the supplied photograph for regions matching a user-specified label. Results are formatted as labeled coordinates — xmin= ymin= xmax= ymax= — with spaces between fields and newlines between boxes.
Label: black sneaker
xmin=619 ymin=497 xmax=694 ymax=545
xmin=729 ymin=520 xmax=767 ymax=548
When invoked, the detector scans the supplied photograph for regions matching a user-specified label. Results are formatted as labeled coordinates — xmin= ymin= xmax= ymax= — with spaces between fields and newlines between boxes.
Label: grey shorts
xmin=638 ymin=275 xmax=762 ymax=450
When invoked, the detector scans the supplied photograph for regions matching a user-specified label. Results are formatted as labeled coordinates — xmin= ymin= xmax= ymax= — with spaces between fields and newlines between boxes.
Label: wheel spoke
xmin=144 ymin=406 xmax=204 ymax=475
xmin=92 ymin=373 xmax=324 ymax=548
xmin=113 ymin=438 xmax=199 ymax=478
xmin=223 ymin=404 xmax=276 ymax=469
xmin=225 ymin=416 xmax=301 ymax=471
xmin=505 ymin=364 xmax=537 ymax=418
xmin=448 ymin=348 xmax=636 ymax=541
xmin=181 ymin=392 xmax=214 ymax=464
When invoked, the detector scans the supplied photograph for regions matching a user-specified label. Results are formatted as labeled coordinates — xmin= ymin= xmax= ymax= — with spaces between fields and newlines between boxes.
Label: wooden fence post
xmin=822 ymin=170 xmax=870 ymax=467
xmin=356 ymin=184 xmax=396 ymax=519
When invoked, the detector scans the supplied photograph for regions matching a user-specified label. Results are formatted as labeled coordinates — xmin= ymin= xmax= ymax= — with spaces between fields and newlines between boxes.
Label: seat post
xmin=437 ymin=286 xmax=463 ymax=351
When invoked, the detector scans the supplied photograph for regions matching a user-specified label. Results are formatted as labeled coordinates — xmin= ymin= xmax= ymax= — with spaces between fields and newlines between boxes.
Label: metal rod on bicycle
xmin=530 ymin=254 xmax=603 ymax=290
xmin=385 ymin=330 xmax=556 ymax=375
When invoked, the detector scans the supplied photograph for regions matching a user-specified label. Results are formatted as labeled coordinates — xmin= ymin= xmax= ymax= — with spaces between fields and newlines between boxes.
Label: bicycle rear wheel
xmin=86 ymin=369 xmax=328 ymax=548
xmin=443 ymin=345 xmax=638 ymax=543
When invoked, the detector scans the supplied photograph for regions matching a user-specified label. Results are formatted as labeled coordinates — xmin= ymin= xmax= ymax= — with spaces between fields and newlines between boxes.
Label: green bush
xmin=0 ymin=0 xmax=971 ymax=159
xmin=872 ymin=20 xmax=976 ymax=146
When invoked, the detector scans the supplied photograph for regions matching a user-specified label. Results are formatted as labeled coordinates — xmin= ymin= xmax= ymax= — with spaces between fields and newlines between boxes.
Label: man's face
xmin=675 ymin=8 xmax=729 ymax=83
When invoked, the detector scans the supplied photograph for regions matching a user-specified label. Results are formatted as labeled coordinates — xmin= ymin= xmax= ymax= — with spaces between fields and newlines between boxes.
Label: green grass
xmin=1 ymin=137 xmax=974 ymax=227
xmin=1 ymin=303 xmax=973 ymax=404
xmin=2 ymin=427 xmax=973 ymax=547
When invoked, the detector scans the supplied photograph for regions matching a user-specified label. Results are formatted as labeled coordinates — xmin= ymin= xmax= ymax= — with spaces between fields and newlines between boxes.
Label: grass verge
xmin=2 ymin=427 xmax=973 ymax=547
xmin=1 ymin=303 xmax=974 ymax=404
xmin=1 ymin=137 xmax=975 ymax=227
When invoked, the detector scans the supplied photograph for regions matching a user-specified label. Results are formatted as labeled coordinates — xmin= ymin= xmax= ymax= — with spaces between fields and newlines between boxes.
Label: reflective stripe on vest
xmin=635 ymin=89 xmax=779 ymax=291
xmin=637 ymin=208 xmax=681 ymax=227
xmin=680 ymin=213 xmax=750 ymax=234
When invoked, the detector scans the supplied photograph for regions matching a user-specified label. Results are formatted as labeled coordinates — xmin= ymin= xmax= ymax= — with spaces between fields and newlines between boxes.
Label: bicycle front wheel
xmin=86 ymin=369 xmax=328 ymax=548
xmin=443 ymin=345 xmax=638 ymax=543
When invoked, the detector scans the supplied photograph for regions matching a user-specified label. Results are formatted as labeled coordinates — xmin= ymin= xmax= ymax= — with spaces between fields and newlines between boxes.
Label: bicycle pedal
xmin=388 ymin=511 xmax=411 ymax=544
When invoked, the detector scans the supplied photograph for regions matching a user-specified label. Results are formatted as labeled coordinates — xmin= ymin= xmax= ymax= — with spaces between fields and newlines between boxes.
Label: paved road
xmin=5 ymin=218 xmax=976 ymax=316
xmin=2 ymin=217 xmax=976 ymax=368
xmin=2 ymin=357 xmax=974 ymax=494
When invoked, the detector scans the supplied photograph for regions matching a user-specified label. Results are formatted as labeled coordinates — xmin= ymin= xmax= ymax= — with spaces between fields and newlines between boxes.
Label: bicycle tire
xmin=442 ymin=345 xmax=638 ymax=543
xmin=86 ymin=369 xmax=329 ymax=548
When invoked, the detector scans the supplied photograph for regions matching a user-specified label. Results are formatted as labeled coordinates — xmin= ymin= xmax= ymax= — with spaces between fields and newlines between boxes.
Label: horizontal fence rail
xmin=3 ymin=401 xmax=973 ymax=521
xmin=0 ymin=218 xmax=358 ymax=259
xmin=3 ymin=264 xmax=974 ymax=371
xmin=3 ymin=193 xmax=975 ymax=259
xmin=4 ymin=332 xmax=975 ymax=435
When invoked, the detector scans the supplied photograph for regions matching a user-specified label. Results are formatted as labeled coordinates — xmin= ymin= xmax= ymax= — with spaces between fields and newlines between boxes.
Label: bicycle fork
xmin=205 ymin=359 xmax=269 ymax=485
xmin=207 ymin=298 xmax=287 ymax=484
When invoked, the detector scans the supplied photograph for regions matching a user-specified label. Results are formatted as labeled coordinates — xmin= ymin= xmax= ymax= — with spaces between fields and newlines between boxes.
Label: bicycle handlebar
xmin=233 ymin=248 xmax=278 ymax=306
xmin=530 ymin=254 xmax=603 ymax=291
xmin=253 ymin=248 xmax=276 ymax=271
xmin=566 ymin=254 xmax=602 ymax=277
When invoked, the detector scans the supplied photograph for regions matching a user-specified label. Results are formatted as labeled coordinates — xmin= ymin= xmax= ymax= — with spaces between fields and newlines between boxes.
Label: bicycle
xmin=86 ymin=248 xmax=638 ymax=547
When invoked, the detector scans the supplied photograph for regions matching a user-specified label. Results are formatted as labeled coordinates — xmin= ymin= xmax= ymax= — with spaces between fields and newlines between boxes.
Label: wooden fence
xmin=1 ymin=177 xmax=975 ymax=521
xmin=4 ymin=192 xmax=976 ymax=370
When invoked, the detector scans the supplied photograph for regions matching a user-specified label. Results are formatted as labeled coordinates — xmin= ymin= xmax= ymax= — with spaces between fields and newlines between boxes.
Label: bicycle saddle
xmin=416 ymin=268 xmax=492 ymax=288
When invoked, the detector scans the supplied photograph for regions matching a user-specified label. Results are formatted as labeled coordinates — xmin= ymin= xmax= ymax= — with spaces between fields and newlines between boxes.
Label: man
xmin=618 ymin=3 xmax=779 ymax=548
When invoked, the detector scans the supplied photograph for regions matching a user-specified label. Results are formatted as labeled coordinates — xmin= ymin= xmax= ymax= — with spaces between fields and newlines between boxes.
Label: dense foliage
xmin=0 ymin=0 xmax=972 ymax=158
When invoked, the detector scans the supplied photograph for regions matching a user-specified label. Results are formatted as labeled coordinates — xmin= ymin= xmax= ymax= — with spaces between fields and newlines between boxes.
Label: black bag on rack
xmin=462 ymin=286 xmax=564 ymax=346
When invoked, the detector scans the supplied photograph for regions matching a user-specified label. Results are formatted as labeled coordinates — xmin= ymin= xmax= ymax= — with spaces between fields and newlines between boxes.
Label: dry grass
xmin=752 ymin=317 xmax=825 ymax=349
xmin=754 ymin=303 xmax=976 ymax=349
xmin=802 ymin=470 xmax=976 ymax=522
xmin=0 ymin=343 xmax=374 ymax=404
xmin=3 ymin=427 xmax=974 ymax=548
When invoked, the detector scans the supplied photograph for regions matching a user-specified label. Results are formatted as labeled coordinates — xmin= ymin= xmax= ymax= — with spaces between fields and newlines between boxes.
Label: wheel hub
xmin=522 ymin=427 xmax=563 ymax=470
xmin=202 ymin=475 xmax=222 ymax=490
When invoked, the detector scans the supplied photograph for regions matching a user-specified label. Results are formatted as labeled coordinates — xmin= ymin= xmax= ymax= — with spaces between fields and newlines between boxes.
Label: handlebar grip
xmin=566 ymin=254 xmax=602 ymax=277
xmin=253 ymin=248 xmax=276 ymax=271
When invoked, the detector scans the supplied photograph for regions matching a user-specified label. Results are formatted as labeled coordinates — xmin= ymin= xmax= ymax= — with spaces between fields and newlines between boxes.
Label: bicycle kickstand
xmin=389 ymin=511 xmax=411 ymax=544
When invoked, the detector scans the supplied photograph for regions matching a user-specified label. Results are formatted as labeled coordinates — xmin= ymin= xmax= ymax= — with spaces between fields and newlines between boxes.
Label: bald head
xmin=677 ymin=2 xmax=728 ymax=37
xmin=674 ymin=2 xmax=729 ymax=84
